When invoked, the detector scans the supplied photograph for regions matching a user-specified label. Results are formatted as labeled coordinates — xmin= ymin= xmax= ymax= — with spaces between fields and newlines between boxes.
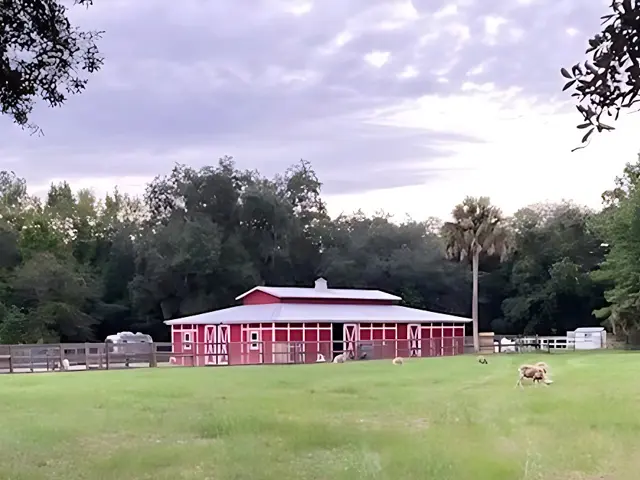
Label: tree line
xmin=1 ymin=154 xmax=639 ymax=345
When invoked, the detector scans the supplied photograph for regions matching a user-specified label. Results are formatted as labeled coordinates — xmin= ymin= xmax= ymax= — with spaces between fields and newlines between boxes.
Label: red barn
xmin=165 ymin=278 xmax=470 ymax=366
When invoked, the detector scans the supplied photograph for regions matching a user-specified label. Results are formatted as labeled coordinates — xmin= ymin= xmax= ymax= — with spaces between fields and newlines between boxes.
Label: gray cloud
xmin=1 ymin=0 xmax=609 ymax=195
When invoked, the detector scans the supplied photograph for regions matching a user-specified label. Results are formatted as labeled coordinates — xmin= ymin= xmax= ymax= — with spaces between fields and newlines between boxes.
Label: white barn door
xmin=204 ymin=325 xmax=217 ymax=365
xmin=408 ymin=324 xmax=421 ymax=357
xmin=217 ymin=325 xmax=230 ymax=365
xmin=343 ymin=324 xmax=358 ymax=359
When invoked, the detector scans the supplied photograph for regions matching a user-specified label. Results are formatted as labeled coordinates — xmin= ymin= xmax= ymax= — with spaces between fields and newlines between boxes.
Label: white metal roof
xmin=235 ymin=286 xmax=401 ymax=302
xmin=164 ymin=303 xmax=471 ymax=325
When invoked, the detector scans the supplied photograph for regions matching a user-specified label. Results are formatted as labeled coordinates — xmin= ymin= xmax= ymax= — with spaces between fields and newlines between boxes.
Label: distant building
xmin=165 ymin=278 xmax=470 ymax=366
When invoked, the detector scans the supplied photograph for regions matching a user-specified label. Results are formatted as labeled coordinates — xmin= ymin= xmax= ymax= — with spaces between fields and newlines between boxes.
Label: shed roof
xmin=164 ymin=303 xmax=470 ymax=325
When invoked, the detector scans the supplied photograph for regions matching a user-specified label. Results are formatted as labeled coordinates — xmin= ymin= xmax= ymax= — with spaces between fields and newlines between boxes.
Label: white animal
xmin=61 ymin=358 xmax=70 ymax=371
xmin=333 ymin=352 xmax=350 ymax=363
xmin=392 ymin=356 xmax=404 ymax=365
xmin=316 ymin=353 xmax=326 ymax=363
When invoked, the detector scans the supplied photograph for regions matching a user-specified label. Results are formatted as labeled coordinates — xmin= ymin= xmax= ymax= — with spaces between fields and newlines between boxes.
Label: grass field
xmin=0 ymin=352 xmax=639 ymax=480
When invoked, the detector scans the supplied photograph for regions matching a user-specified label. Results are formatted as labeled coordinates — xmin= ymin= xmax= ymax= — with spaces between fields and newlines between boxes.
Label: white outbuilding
xmin=573 ymin=327 xmax=606 ymax=350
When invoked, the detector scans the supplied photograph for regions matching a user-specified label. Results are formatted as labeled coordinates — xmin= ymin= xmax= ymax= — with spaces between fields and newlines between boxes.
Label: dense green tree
xmin=498 ymin=203 xmax=605 ymax=335
xmin=0 ymin=158 xmax=622 ymax=344
xmin=591 ymin=157 xmax=640 ymax=338
xmin=320 ymin=212 xmax=470 ymax=315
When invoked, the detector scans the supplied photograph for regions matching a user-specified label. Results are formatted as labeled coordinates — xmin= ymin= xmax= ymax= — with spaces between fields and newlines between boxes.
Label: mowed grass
xmin=0 ymin=353 xmax=639 ymax=479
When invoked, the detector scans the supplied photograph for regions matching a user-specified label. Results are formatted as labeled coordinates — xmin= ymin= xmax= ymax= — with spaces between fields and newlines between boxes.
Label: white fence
xmin=492 ymin=330 xmax=607 ymax=353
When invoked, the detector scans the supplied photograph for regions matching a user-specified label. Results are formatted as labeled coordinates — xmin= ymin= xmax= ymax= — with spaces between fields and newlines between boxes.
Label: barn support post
xmin=84 ymin=343 xmax=90 ymax=370
xmin=105 ymin=342 xmax=110 ymax=370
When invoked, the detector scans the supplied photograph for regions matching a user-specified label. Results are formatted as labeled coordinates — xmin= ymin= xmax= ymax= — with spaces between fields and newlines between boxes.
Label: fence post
xmin=150 ymin=342 xmax=157 ymax=367
xmin=105 ymin=342 xmax=110 ymax=370
xmin=8 ymin=345 xmax=13 ymax=374
xmin=59 ymin=343 xmax=64 ymax=371
xmin=84 ymin=343 xmax=89 ymax=370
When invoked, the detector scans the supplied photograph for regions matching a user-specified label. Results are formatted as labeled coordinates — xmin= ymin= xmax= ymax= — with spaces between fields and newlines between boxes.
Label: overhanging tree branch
xmin=561 ymin=0 xmax=640 ymax=151
xmin=0 ymin=0 xmax=103 ymax=133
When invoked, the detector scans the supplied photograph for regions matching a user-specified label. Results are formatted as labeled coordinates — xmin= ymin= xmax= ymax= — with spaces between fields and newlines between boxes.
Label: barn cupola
xmin=314 ymin=277 xmax=328 ymax=290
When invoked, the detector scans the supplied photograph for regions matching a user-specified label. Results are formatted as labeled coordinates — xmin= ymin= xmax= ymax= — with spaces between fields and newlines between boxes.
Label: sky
xmin=1 ymin=0 xmax=638 ymax=221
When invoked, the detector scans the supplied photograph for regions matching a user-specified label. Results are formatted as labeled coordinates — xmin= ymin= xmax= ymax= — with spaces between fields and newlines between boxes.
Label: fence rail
xmin=175 ymin=337 xmax=466 ymax=367
xmin=0 ymin=333 xmax=614 ymax=375
xmin=0 ymin=342 xmax=166 ymax=374
xmin=490 ymin=333 xmax=608 ymax=353
xmin=0 ymin=337 xmax=467 ymax=374
xmin=491 ymin=335 xmax=566 ymax=353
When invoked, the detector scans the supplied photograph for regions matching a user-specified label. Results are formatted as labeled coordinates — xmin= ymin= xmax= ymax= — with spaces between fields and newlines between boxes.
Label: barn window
xmin=249 ymin=331 xmax=260 ymax=350
xmin=183 ymin=332 xmax=193 ymax=350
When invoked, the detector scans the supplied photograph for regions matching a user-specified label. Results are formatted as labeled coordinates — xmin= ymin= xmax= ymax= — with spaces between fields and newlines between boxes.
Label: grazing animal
xmin=516 ymin=363 xmax=553 ymax=389
xmin=478 ymin=355 xmax=488 ymax=364
xmin=61 ymin=358 xmax=70 ymax=371
xmin=392 ymin=356 xmax=404 ymax=365
xmin=333 ymin=352 xmax=350 ymax=363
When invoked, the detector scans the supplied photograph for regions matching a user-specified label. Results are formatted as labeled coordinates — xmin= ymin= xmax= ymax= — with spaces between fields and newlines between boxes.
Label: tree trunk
xmin=472 ymin=250 xmax=480 ymax=353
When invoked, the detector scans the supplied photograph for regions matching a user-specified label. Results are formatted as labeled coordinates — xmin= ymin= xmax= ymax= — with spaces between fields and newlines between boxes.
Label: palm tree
xmin=441 ymin=197 xmax=510 ymax=353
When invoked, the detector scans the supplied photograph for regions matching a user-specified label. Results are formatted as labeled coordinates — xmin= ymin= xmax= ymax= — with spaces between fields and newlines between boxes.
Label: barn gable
xmin=236 ymin=277 xmax=401 ymax=305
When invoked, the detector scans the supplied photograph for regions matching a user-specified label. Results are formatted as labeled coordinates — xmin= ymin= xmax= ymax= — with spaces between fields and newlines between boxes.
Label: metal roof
xmin=164 ymin=303 xmax=471 ymax=325
xmin=235 ymin=279 xmax=401 ymax=302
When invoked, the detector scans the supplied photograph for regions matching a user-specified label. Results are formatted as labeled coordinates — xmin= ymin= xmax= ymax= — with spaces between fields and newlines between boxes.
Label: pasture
xmin=0 ymin=352 xmax=638 ymax=479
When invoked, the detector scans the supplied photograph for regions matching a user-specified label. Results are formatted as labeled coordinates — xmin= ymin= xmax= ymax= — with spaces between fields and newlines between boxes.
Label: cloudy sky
xmin=1 ymin=0 xmax=638 ymax=220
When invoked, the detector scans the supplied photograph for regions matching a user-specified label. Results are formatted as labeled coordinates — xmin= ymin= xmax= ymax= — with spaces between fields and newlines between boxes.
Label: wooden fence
xmin=0 ymin=342 xmax=173 ymax=374
xmin=0 ymin=338 xmax=472 ymax=374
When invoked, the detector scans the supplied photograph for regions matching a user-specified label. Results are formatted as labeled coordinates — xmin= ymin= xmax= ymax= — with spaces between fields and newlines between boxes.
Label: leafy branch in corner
xmin=561 ymin=0 xmax=640 ymax=151
xmin=0 ymin=0 xmax=103 ymax=134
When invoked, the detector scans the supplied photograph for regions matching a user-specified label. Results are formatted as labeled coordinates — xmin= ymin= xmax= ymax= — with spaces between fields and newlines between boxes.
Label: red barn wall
xmin=241 ymin=291 xmax=397 ymax=306
xmin=236 ymin=322 xmax=333 ymax=365
xmin=280 ymin=298 xmax=395 ymax=306
xmin=171 ymin=324 xmax=197 ymax=366
xmin=170 ymin=319 xmax=468 ymax=366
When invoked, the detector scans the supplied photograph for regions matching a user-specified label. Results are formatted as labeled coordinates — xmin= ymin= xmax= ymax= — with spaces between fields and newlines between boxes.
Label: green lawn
xmin=0 ymin=352 xmax=639 ymax=479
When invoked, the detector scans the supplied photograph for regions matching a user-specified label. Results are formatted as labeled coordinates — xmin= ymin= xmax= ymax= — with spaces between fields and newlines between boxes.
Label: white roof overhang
xmin=165 ymin=303 xmax=471 ymax=325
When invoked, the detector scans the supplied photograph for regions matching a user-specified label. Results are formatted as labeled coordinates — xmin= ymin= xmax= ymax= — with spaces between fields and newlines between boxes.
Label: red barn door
xmin=204 ymin=325 xmax=230 ymax=365
xmin=408 ymin=324 xmax=421 ymax=357
xmin=217 ymin=325 xmax=229 ymax=365
xmin=204 ymin=325 xmax=217 ymax=365
xmin=343 ymin=324 xmax=358 ymax=358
